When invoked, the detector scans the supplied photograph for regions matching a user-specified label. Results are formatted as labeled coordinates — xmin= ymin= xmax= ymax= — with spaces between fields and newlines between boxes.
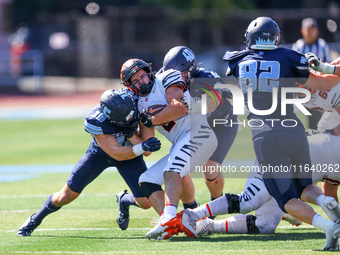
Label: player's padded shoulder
xmin=195 ymin=67 xmax=221 ymax=79
xmin=83 ymin=105 xmax=107 ymax=135
xmin=223 ymin=50 xmax=253 ymax=62
xmin=158 ymin=69 xmax=186 ymax=90
xmin=276 ymin=47 xmax=308 ymax=66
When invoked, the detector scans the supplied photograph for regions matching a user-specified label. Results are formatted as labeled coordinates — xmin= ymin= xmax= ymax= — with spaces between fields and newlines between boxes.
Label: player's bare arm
xmin=94 ymin=133 xmax=160 ymax=160
xmin=94 ymin=134 xmax=143 ymax=161
xmin=148 ymin=85 xmax=188 ymax=126
xmin=303 ymin=71 xmax=340 ymax=91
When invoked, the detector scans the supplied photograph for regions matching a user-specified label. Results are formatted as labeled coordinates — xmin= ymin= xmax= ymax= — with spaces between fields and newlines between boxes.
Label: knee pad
xmin=225 ymin=193 xmax=240 ymax=213
xmin=139 ymin=182 xmax=162 ymax=198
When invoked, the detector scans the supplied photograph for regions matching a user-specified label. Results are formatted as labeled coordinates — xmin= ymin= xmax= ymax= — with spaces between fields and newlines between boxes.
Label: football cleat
xmin=282 ymin=213 xmax=302 ymax=227
xmin=196 ymin=217 xmax=214 ymax=236
xmin=17 ymin=214 xmax=40 ymax=237
xmin=324 ymin=220 xmax=340 ymax=251
xmin=177 ymin=209 xmax=199 ymax=238
xmin=116 ymin=190 xmax=130 ymax=230
xmin=145 ymin=216 xmax=182 ymax=240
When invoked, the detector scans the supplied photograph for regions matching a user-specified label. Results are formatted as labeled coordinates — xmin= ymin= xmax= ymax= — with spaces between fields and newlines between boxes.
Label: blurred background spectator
xmin=0 ymin=0 xmax=339 ymax=94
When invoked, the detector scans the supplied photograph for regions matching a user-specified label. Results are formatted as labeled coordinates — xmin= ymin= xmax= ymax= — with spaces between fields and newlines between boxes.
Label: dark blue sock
xmin=32 ymin=195 xmax=61 ymax=223
xmin=183 ymin=200 xmax=198 ymax=209
xmin=121 ymin=193 xmax=138 ymax=207
xmin=211 ymin=193 xmax=223 ymax=201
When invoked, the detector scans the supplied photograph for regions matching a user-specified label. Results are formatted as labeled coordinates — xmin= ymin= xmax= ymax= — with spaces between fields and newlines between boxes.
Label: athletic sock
xmin=223 ymin=215 xmax=248 ymax=234
xmin=161 ymin=204 xmax=177 ymax=223
xmin=211 ymin=193 xmax=223 ymax=201
xmin=32 ymin=195 xmax=61 ymax=223
xmin=312 ymin=213 xmax=334 ymax=232
xmin=193 ymin=196 xmax=229 ymax=219
xmin=183 ymin=200 xmax=198 ymax=209
xmin=121 ymin=193 xmax=138 ymax=207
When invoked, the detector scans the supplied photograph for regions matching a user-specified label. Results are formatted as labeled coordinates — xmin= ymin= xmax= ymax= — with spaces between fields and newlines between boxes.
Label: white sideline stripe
xmin=2 ymin=226 xmax=313 ymax=233
xmin=0 ymin=193 xmax=114 ymax=199
xmin=2 ymin=228 xmax=151 ymax=233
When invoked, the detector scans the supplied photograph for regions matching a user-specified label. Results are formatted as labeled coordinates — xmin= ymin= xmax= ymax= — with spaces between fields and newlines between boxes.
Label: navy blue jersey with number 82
xmin=223 ymin=48 xmax=310 ymax=138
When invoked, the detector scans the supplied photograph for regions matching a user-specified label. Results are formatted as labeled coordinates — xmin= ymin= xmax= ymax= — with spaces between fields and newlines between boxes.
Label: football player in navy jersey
xmin=162 ymin=46 xmax=238 ymax=205
xmin=17 ymin=88 xmax=161 ymax=236
xmin=221 ymin=17 xmax=340 ymax=250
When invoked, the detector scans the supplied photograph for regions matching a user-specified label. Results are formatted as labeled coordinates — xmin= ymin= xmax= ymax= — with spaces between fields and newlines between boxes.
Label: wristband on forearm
xmin=132 ymin=143 xmax=145 ymax=156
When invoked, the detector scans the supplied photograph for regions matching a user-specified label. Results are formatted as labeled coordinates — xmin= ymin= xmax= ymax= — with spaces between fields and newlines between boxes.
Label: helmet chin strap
xmin=139 ymin=82 xmax=153 ymax=96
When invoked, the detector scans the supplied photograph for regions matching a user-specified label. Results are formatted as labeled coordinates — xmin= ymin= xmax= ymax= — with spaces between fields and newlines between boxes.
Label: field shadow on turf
xmin=172 ymin=232 xmax=325 ymax=242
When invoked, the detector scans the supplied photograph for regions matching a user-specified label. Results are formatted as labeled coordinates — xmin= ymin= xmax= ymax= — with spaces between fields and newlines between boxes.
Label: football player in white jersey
xmin=161 ymin=46 xmax=239 ymax=208
xmin=301 ymin=83 xmax=340 ymax=135
xmin=195 ymin=132 xmax=340 ymax=236
xmin=120 ymin=58 xmax=218 ymax=240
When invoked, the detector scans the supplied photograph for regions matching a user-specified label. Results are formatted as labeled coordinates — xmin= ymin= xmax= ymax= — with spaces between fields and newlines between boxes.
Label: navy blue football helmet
xmin=163 ymin=46 xmax=197 ymax=85
xmin=245 ymin=17 xmax=281 ymax=50
xmin=100 ymin=89 xmax=140 ymax=127
xmin=120 ymin=59 xmax=155 ymax=96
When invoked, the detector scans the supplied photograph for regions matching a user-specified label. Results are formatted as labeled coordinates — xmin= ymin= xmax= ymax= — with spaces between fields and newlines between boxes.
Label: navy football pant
xmin=67 ymin=142 xmax=147 ymax=197
xmin=253 ymin=130 xmax=312 ymax=212
xmin=208 ymin=114 xmax=238 ymax=164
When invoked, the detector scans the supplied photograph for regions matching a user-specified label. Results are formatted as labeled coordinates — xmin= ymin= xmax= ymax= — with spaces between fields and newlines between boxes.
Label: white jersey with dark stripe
xmin=308 ymin=133 xmax=340 ymax=185
xmin=138 ymin=69 xmax=209 ymax=144
xmin=303 ymin=83 xmax=340 ymax=112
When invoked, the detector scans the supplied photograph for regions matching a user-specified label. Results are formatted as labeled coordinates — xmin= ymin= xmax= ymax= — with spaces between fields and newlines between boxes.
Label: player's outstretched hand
xmin=305 ymin=52 xmax=335 ymax=74
xmin=123 ymin=126 xmax=137 ymax=138
xmin=141 ymin=110 xmax=154 ymax=128
xmin=142 ymin=137 xmax=161 ymax=152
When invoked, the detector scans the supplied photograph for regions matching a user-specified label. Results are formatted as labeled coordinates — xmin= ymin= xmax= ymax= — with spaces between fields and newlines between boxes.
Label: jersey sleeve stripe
xmin=84 ymin=119 xmax=104 ymax=135
xmin=162 ymin=72 xmax=183 ymax=89
xmin=331 ymin=94 xmax=340 ymax=108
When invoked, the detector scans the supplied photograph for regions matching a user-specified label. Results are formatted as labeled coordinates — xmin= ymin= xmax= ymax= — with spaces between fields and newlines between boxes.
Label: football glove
xmin=123 ymin=126 xmax=137 ymax=138
xmin=180 ymin=96 xmax=190 ymax=112
xmin=141 ymin=137 xmax=161 ymax=152
xmin=141 ymin=110 xmax=154 ymax=128
xmin=305 ymin=52 xmax=335 ymax=74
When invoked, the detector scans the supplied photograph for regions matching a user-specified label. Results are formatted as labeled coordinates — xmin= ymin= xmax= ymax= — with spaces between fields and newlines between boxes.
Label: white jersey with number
xmin=303 ymin=84 xmax=340 ymax=112
xmin=138 ymin=69 xmax=208 ymax=144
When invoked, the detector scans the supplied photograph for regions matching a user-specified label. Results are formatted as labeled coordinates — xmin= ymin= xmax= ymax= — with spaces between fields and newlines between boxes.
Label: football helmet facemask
xmin=163 ymin=46 xmax=197 ymax=86
xmin=100 ymin=89 xmax=140 ymax=127
xmin=120 ymin=59 xmax=155 ymax=96
xmin=245 ymin=17 xmax=281 ymax=50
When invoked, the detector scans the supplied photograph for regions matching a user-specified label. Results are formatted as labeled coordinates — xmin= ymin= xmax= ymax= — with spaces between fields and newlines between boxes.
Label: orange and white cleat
xmin=145 ymin=216 xmax=182 ymax=240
